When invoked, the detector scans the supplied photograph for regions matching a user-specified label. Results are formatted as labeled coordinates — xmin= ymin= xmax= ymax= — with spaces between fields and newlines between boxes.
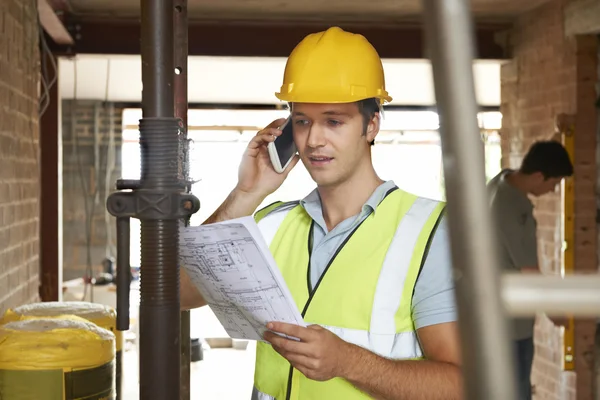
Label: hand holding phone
xmin=234 ymin=118 xmax=298 ymax=202
xmin=267 ymin=117 xmax=298 ymax=174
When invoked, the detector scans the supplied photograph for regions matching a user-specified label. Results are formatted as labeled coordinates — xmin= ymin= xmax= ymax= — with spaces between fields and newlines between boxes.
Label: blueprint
xmin=179 ymin=216 xmax=306 ymax=341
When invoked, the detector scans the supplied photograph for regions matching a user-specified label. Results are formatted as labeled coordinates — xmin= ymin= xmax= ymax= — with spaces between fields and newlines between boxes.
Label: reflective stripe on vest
xmin=254 ymin=390 xmax=275 ymax=400
xmin=254 ymin=189 xmax=445 ymax=399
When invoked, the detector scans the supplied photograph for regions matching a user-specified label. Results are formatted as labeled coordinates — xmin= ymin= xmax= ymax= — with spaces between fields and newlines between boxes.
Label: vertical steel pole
xmin=140 ymin=0 xmax=179 ymax=398
xmin=421 ymin=1 xmax=518 ymax=399
xmin=109 ymin=1 xmax=198 ymax=399
xmin=173 ymin=1 xmax=191 ymax=399
xmin=141 ymin=0 xmax=174 ymax=118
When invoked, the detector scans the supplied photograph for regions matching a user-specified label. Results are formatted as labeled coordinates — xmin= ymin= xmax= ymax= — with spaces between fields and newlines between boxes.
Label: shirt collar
xmin=299 ymin=180 xmax=398 ymax=219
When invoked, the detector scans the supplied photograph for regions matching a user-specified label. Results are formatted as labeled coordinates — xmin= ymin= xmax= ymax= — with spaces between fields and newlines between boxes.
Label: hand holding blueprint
xmin=179 ymin=216 xmax=306 ymax=342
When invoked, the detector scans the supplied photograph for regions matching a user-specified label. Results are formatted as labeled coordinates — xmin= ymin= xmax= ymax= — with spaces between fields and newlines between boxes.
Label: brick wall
xmin=500 ymin=0 xmax=598 ymax=399
xmin=62 ymin=100 xmax=123 ymax=281
xmin=0 ymin=0 xmax=41 ymax=314
xmin=594 ymin=41 xmax=600 ymax=400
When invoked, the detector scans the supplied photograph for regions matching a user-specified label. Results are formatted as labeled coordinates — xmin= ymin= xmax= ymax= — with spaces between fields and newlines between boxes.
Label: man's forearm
xmin=342 ymin=344 xmax=462 ymax=400
xmin=203 ymin=188 xmax=265 ymax=224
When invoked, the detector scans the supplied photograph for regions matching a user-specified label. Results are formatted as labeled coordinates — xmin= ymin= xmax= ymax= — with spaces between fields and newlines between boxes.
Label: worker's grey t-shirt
xmin=488 ymin=169 xmax=538 ymax=340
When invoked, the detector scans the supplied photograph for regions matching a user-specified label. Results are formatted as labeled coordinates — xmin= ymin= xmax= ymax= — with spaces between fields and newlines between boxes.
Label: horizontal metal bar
xmin=112 ymin=102 xmax=502 ymax=112
xmin=123 ymin=124 xmax=502 ymax=136
xmin=502 ymin=274 xmax=600 ymax=317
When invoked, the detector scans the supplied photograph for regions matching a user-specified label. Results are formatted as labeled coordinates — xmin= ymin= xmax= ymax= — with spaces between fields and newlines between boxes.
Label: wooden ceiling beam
xmin=49 ymin=19 xmax=508 ymax=59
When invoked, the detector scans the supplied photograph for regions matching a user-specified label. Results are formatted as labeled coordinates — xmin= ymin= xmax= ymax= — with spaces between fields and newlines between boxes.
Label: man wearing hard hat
xmin=182 ymin=27 xmax=462 ymax=399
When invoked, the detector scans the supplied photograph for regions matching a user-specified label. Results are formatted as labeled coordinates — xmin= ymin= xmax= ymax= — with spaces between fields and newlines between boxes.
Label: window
xmin=122 ymin=108 xmax=501 ymax=267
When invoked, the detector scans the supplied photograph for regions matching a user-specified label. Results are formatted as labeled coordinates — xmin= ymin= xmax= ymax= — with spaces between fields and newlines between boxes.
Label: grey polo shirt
xmin=488 ymin=169 xmax=538 ymax=340
xmin=300 ymin=180 xmax=457 ymax=330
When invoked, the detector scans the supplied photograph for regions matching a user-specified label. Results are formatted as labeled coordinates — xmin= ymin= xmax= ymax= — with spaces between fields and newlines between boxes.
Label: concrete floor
xmin=122 ymin=339 xmax=257 ymax=399
xmin=121 ymin=305 xmax=257 ymax=400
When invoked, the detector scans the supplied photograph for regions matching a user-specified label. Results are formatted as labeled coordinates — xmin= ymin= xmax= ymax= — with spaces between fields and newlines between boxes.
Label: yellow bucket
xmin=0 ymin=317 xmax=116 ymax=400
xmin=2 ymin=301 xmax=124 ymax=399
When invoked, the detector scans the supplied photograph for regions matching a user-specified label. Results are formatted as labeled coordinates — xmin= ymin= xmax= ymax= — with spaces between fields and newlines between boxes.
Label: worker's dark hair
xmin=357 ymin=98 xmax=381 ymax=146
xmin=519 ymin=140 xmax=573 ymax=179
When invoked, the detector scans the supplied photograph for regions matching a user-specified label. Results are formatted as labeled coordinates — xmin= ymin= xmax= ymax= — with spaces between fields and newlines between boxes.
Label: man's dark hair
xmin=357 ymin=98 xmax=380 ymax=146
xmin=519 ymin=140 xmax=573 ymax=178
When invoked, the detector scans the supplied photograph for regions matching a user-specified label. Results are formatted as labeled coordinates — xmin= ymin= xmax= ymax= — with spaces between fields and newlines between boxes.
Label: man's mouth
xmin=308 ymin=156 xmax=333 ymax=165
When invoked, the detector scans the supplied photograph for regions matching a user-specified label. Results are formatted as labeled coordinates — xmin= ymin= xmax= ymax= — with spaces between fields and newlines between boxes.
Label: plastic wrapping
xmin=2 ymin=301 xmax=122 ymax=352
xmin=2 ymin=301 xmax=123 ymax=399
xmin=0 ymin=318 xmax=115 ymax=399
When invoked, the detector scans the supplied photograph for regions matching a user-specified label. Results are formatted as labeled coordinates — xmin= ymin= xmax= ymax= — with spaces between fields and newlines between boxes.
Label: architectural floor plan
xmin=179 ymin=216 xmax=305 ymax=341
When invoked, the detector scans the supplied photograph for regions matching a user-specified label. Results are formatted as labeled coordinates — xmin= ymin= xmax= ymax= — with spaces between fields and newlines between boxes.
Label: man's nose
xmin=307 ymin=125 xmax=326 ymax=148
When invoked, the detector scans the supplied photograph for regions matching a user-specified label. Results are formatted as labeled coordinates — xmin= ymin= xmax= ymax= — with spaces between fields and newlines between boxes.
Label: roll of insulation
xmin=0 ymin=318 xmax=115 ymax=400
xmin=2 ymin=301 xmax=123 ymax=399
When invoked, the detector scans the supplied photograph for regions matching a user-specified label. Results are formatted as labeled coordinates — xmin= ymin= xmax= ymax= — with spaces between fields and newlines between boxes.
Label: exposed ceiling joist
xmin=49 ymin=20 xmax=508 ymax=60
xmin=37 ymin=0 xmax=74 ymax=45
xmin=62 ymin=0 xmax=554 ymax=22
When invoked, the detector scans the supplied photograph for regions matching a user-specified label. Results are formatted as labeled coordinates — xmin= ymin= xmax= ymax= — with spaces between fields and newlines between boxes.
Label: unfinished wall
xmin=62 ymin=100 xmax=123 ymax=281
xmin=595 ymin=35 xmax=600 ymax=400
xmin=500 ymin=0 xmax=598 ymax=399
xmin=0 ymin=0 xmax=41 ymax=313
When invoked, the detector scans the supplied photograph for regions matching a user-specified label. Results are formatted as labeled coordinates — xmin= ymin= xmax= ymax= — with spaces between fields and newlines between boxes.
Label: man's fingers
xmin=264 ymin=331 xmax=311 ymax=355
xmin=267 ymin=322 xmax=315 ymax=342
xmin=265 ymin=118 xmax=287 ymax=129
xmin=267 ymin=339 xmax=317 ymax=370
xmin=247 ymin=128 xmax=282 ymax=150
xmin=275 ymin=349 xmax=317 ymax=371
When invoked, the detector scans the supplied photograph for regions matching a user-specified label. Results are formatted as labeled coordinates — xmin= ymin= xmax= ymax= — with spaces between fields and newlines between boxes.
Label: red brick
xmin=501 ymin=1 xmax=598 ymax=398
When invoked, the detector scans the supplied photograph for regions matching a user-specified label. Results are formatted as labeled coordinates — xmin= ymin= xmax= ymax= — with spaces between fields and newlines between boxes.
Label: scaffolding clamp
xmin=106 ymin=117 xmax=200 ymax=332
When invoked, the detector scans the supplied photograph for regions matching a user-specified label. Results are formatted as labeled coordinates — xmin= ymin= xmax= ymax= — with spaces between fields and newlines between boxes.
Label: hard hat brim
xmin=274 ymin=92 xmax=393 ymax=104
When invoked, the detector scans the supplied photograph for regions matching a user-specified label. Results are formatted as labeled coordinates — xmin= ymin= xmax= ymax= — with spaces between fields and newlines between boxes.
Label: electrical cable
xmin=104 ymin=59 xmax=117 ymax=260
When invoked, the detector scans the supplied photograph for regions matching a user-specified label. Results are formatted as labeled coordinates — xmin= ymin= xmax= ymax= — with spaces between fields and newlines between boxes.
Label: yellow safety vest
xmin=252 ymin=187 xmax=445 ymax=400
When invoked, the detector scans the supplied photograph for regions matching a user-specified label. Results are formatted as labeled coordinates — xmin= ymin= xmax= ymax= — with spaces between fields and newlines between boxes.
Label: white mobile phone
xmin=267 ymin=117 xmax=297 ymax=174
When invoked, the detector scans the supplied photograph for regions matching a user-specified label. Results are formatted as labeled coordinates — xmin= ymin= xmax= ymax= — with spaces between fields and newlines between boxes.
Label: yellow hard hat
xmin=275 ymin=26 xmax=393 ymax=104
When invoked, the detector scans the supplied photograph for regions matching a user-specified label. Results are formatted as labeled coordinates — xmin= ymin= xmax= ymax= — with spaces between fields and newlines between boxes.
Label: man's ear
xmin=365 ymin=113 xmax=380 ymax=144
xmin=531 ymin=171 xmax=546 ymax=182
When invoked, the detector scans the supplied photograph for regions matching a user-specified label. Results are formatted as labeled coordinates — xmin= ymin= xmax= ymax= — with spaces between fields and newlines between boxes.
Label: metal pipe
xmin=116 ymin=179 xmax=141 ymax=191
xmin=173 ymin=1 xmax=191 ymax=399
xmin=114 ymin=217 xmax=129 ymax=400
xmin=140 ymin=0 xmax=180 ymax=398
xmin=107 ymin=2 xmax=198 ymax=399
xmin=420 ymin=1 xmax=518 ymax=399
xmin=141 ymin=0 xmax=174 ymax=118
xmin=180 ymin=309 xmax=191 ymax=400
xmin=502 ymin=274 xmax=600 ymax=317
xmin=116 ymin=217 xmax=131 ymax=330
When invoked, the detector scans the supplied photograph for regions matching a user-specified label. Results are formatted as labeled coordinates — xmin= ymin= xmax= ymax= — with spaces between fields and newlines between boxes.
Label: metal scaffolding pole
xmin=502 ymin=274 xmax=600 ymax=317
xmin=106 ymin=0 xmax=199 ymax=399
xmin=421 ymin=1 xmax=518 ymax=399
xmin=138 ymin=1 xmax=180 ymax=397
xmin=173 ymin=1 xmax=192 ymax=399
